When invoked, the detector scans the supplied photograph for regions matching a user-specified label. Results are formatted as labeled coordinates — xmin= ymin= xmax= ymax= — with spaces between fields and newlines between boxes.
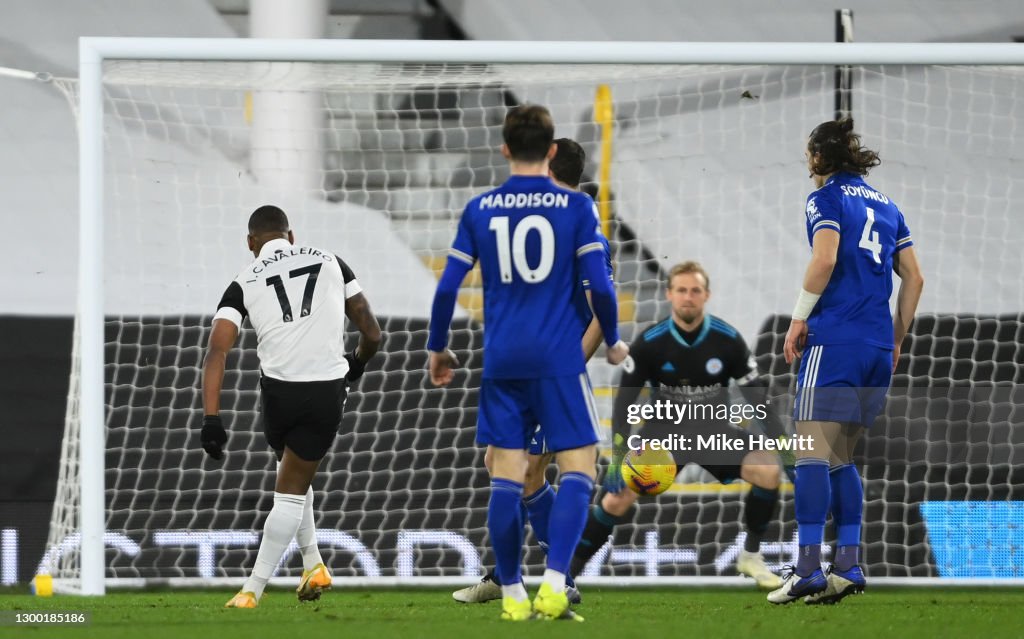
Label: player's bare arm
xmin=202 ymin=318 xmax=240 ymax=416
xmin=200 ymin=317 xmax=240 ymax=460
xmin=784 ymin=228 xmax=839 ymax=364
xmin=345 ymin=291 xmax=383 ymax=365
xmin=892 ymin=246 xmax=925 ymax=369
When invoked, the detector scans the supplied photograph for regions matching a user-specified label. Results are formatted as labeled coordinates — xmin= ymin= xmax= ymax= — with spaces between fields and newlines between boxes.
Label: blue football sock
xmin=546 ymin=472 xmax=594 ymax=575
xmin=488 ymin=478 xmax=524 ymax=586
xmin=830 ymin=463 xmax=863 ymax=571
xmin=795 ymin=458 xmax=830 ymax=576
xmin=488 ymin=500 xmax=529 ymax=585
xmin=524 ymin=481 xmax=556 ymax=551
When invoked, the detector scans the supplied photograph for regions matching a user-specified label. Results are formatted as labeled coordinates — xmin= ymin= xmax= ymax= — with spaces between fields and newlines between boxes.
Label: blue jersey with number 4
xmin=449 ymin=175 xmax=607 ymax=379
xmin=804 ymin=172 xmax=913 ymax=349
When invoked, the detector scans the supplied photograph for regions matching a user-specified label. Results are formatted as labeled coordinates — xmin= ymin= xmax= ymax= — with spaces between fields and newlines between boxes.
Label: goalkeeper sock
xmin=524 ymin=481 xmax=556 ymax=550
xmin=546 ymin=472 xmax=594 ymax=579
xmin=794 ymin=458 xmax=830 ymax=576
xmin=743 ymin=486 xmax=779 ymax=553
xmin=243 ymin=492 xmax=306 ymax=599
xmin=569 ymin=502 xmax=622 ymax=577
xmin=488 ymin=479 xmax=525 ymax=587
xmin=295 ymin=486 xmax=323 ymax=571
xmin=830 ymin=462 xmax=863 ymax=571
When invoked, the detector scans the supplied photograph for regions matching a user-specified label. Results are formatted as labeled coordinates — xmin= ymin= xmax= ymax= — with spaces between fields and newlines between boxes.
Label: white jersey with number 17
xmin=213 ymin=237 xmax=362 ymax=382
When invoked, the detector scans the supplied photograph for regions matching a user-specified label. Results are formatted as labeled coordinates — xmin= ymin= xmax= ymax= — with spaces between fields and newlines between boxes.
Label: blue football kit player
xmin=770 ymin=119 xmax=924 ymax=605
xmin=452 ymin=137 xmax=612 ymax=606
xmin=428 ymin=106 xmax=628 ymax=622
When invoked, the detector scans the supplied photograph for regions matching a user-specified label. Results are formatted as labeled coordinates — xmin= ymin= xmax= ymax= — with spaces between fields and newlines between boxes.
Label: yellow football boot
xmin=296 ymin=563 xmax=332 ymax=602
xmin=532 ymin=582 xmax=584 ymax=622
xmin=500 ymin=596 xmax=533 ymax=621
xmin=224 ymin=591 xmax=258 ymax=608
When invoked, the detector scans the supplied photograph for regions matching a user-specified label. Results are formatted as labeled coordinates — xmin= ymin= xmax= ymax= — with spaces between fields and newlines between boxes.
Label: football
xmin=621 ymin=447 xmax=677 ymax=496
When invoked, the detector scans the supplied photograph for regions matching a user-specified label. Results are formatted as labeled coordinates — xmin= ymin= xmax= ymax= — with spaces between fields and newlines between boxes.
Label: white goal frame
xmin=76 ymin=37 xmax=1024 ymax=595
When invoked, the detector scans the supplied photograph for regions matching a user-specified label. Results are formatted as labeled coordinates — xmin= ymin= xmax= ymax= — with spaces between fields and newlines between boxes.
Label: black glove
xmin=345 ymin=353 xmax=366 ymax=382
xmin=201 ymin=415 xmax=227 ymax=460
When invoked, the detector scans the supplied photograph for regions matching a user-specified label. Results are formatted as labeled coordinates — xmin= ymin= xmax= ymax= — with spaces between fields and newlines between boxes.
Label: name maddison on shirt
xmin=479 ymin=192 xmax=571 ymax=209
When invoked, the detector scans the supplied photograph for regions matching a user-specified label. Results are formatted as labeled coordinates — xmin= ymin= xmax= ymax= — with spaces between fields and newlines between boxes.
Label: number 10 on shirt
xmin=488 ymin=215 xmax=555 ymax=283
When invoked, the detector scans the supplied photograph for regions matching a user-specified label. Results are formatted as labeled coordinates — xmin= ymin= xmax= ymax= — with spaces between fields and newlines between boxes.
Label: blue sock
xmin=489 ymin=499 xmax=529 ymax=584
xmin=546 ymin=472 xmax=594 ymax=575
xmin=830 ymin=463 xmax=863 ymax=571
xmin=524 ymin=481 xmax=556 ymax=551
xmin=795 ymin=458 xmax=830 ymax=576
xmin=488 ymin=479 xmax=524 ymax=586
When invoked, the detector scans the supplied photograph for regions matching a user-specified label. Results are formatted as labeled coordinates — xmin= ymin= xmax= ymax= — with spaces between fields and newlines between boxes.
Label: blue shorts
xmin=478 ymin=373 xmax=601 ymax=453
xmin=793 ymin=343 xmax=892 ymax=426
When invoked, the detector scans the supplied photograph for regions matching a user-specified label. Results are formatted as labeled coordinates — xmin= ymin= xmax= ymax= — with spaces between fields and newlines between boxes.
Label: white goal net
xmin=47 ymin=41 xmax=1024 ymax=590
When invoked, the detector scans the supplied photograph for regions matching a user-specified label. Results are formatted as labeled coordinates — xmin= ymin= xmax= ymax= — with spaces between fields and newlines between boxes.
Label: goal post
xmin=65 ymin=38 xmax=1024 ymax=594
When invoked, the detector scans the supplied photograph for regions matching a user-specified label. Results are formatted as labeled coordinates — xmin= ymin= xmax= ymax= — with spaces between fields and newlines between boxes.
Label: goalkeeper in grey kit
xmin=568 ymin=261 xmax=793 ymax=589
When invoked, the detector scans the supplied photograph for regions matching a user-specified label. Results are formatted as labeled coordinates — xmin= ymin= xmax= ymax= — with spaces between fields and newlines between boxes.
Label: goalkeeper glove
xmin=201 ymin=415 xmax=227 ymax=460
xmin=602 ymin=433 xmax=628 ymax=494
xmin=344 ymin=353 xmax=366 ymax=382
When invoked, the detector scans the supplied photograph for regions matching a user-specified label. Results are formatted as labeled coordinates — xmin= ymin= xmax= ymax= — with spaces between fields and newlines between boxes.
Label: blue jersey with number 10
xmin=804 ymin=172 xmax=913 ymax=350
xmin=449 ymin=175 xmax=608 ymax=379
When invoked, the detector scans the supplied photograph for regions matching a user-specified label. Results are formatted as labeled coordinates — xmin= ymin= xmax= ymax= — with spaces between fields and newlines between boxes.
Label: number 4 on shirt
xmin=859 ymin=207 xmax=882 ymax=264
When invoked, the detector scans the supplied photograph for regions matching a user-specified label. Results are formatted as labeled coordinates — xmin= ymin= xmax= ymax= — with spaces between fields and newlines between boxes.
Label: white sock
xmin=242 ymin=492 xmax=306 ymax=599
xmin=502 ymin=582 xmax=529 ymax=602
xmin=543 ymin=568 xmax=566 ymax=592
xmin=295 ymin=486 xmax=324 ymax=571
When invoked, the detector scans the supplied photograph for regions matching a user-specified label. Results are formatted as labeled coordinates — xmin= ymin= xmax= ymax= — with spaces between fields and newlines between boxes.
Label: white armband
xmin=791 ymin=288 xmax=821 ymax=321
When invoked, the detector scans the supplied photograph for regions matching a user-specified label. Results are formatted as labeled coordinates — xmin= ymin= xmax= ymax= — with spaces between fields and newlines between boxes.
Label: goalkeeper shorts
xmin=478 ymin=373 xmax=600 ymax=453
xmin=260 ymin=375 xmax=348 ymax=461
xmin=793 ymin=343 xmax=892 ymax=426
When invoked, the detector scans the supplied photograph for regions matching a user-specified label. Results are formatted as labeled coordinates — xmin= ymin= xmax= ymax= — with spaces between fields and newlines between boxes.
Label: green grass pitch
xmin=1 ymin=587 xmax=1022 ymax=639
